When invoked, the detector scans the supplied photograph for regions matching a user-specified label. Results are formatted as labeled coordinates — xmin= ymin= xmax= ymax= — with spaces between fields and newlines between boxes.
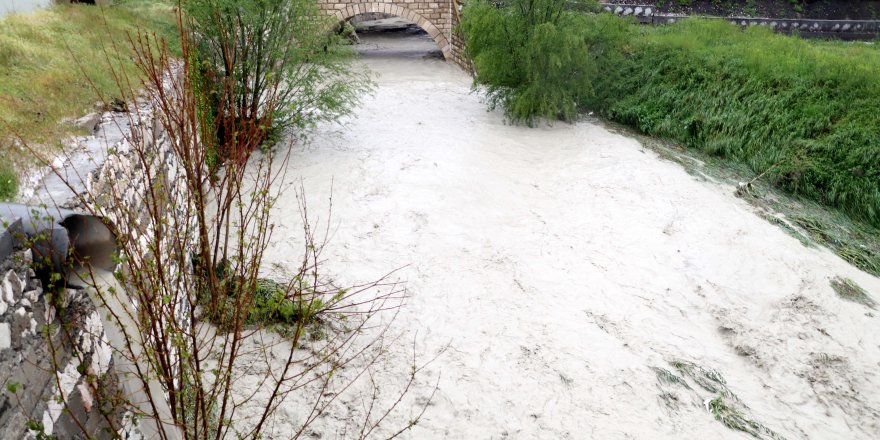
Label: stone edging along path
xmin=599 ymin=3 xmax=880 ymax=39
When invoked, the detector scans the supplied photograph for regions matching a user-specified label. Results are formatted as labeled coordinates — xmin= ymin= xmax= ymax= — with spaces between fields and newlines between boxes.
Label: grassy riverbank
xmin=462 ymin=5 xmax=880 ymax=229
xmin=600 ymin=21 xmax=880 ymax=273
xmin=0 ymin=0 xmax=178 ymax=199
xmin=588 ymin=18 xmax=880 ymax=229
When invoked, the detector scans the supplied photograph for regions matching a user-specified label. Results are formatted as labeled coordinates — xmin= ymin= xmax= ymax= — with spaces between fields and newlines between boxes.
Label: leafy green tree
xmin=187 ymin=0 xmax=371 ymax=160
xmin=460 ymin=0 xmax=597 ymax=125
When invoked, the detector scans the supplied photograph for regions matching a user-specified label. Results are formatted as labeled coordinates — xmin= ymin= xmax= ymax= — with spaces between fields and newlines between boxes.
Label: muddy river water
xmin=257 ymin=32 xmax=880 ymax=439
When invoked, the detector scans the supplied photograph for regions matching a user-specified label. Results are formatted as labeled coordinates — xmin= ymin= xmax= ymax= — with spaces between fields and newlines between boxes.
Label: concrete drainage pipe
xmin=0 ymin=203 xmax=117 ymax=288
xmin=0 ymin=203 xmax=181 ymax=439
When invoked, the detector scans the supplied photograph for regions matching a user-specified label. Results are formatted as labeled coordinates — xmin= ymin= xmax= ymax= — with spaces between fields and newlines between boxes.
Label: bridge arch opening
xmin=334 ymin=4 xmax=451 ymax=59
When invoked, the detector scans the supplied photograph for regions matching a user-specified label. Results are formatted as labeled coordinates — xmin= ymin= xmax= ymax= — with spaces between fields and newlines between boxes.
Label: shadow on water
xmin=353 ymin=17 xmax=445 ymax=60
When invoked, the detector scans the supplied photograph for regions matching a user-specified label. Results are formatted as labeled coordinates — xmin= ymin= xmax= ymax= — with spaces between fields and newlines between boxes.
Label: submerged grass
xmin=671 ymin=359 xmax=737 ymax=399
xmin=737 ymin=166 xmax=880 ymax=276
xmin=603 ymin=118 xmax=880 ymax=278
xmin=658 ymin=360 xmax=786 ymax=439
xmin=755 ymin=212 xmax=812 ymax=247
xmin=830 ymin=276 xmax=876 ymax=308
xmin=707 ymin=395 xmax=787 ymax=440
xmin=650 ymin=366 xmax=691 ymax=389
xmin=0 ymin=0 xmax=178 ymax=197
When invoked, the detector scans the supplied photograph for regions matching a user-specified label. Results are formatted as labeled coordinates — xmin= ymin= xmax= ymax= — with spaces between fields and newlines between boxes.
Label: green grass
xmin=204 ymin=276 xmax=339 ymax=337
xmin=587 ymin=17 xmax=880 ymax=228
xmin=0 ymin=162 xmax=18 ymax=200
xmin=248 ymin=279 xmax=329 ymax=328
xmin=0 ymin=0 xmax=178 ymax=198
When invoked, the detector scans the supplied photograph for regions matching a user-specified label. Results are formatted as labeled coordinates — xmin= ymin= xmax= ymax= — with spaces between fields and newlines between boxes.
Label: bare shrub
xmin=19 ymin=4 xmax=433 ymax=439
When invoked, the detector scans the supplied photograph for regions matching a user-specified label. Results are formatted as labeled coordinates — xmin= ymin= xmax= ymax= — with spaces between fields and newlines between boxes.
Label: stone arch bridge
xmin=318 ymin=0 xmax=469 ymax=68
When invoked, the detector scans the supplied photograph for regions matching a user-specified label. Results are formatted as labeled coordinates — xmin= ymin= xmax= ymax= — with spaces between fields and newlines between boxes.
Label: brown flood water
xmin=241 ymin=31 xmax=880 ymax=439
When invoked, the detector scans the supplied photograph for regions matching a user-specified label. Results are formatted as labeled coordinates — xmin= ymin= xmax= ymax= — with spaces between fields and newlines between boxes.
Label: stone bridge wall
xmin=318 ymin=0 xmax=471 ymax=68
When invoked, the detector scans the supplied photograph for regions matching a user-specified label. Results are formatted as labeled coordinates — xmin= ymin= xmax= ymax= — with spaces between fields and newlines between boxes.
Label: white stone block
xmin=2 ymin=277 xmax=13 ymax=304
xmin=0 ymin=323 xmax=10 ymax=350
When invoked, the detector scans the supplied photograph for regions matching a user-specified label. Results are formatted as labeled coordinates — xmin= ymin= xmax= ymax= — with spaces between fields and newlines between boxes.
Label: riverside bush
xmin=461 ymin=13 xmax=880 ymax=226
xmin=188 ymin=0 xmax=370 ymax=162
xmin=460 ymin=0 xmax=599 ymax=125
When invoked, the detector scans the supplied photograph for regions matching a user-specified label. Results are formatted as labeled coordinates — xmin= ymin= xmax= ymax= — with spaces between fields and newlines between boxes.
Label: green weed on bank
xmin=462 ymin=8 xmax=880 ymax=228
xmin=588 ymin=19 xmax=880 ymax=228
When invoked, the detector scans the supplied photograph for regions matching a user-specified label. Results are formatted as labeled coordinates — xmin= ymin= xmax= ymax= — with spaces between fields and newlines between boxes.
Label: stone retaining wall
xmin=0 ymin=103 xmax=189 ymax=439
xmin=0 ymin=251 xmax=118 ymax=439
